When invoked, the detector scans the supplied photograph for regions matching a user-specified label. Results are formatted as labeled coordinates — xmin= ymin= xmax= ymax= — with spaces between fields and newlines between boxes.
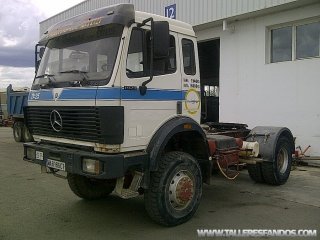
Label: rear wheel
xmin=67 ymin=173 xmax=116 ymax=200
xmin=13 ymin=121 xmax=23 ymax=142
xmin=144 ymin=151 xmax=202 ymax=226
xmin=247 ymin=163 xmax=265 ymax=183
xmin=261 ymin=137 xmax=292 ymax=185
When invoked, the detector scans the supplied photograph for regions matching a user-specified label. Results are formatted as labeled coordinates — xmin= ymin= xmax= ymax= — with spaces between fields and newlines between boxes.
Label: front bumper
xmin=23 ymin=142 xmax=148 ymax=179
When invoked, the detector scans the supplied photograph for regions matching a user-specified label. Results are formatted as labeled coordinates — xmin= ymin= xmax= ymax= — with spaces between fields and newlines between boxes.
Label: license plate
xmin=36 ymin=151 xmax=43 ymax=160
xmin=47 ymin=159 xmax=65 ymax=171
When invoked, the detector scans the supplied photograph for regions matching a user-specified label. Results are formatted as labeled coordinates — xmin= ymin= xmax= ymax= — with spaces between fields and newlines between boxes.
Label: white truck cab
xmin=30 ymin=6 xmax=200 ymax=153
xmin=24 ymin=4 xmax=294 ymax=226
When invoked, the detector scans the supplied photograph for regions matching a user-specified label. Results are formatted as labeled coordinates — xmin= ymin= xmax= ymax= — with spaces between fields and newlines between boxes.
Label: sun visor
xmin=39 ymin=4 xmax=134 ymax=45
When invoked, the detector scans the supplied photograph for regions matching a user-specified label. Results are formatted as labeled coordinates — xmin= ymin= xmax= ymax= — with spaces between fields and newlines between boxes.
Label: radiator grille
xmin=25 ymin=106 xmax=123 ymax=144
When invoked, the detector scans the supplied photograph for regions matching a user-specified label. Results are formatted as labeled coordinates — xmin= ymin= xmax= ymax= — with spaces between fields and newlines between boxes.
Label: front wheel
xmin=67 ymin=173 xmax=116 ymax=200
xmin=144 ymin=151 xmax=202 ymax=226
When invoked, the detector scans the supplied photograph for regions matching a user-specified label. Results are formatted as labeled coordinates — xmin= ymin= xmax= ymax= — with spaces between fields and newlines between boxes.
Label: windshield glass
xmin=33 ymin=24 xmax=123 ymax=89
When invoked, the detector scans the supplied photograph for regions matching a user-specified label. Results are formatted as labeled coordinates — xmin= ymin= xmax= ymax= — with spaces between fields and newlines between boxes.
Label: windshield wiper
xmin=59 ymin=70 xmax=88 ymax=78
xmin=59 ymin=70 xmax=90 ymax=86
xmin=35 ymin=74 xmax=57 ymax=89
xmin=35 ymin=73 xmax=55 ymax=79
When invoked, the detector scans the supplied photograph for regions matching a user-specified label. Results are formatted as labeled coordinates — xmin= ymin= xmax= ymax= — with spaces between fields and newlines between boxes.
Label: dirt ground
xmin=0 ymin=127 xmax=319 ymax=240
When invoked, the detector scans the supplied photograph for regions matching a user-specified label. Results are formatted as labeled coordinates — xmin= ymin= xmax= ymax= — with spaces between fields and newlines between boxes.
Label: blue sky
xmin=0 ymin=0 xmax=83 ymax=89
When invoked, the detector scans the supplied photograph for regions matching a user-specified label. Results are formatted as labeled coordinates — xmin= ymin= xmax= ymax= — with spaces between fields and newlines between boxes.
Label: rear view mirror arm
xmin=137 ymin=18 xmax=154 ymax=96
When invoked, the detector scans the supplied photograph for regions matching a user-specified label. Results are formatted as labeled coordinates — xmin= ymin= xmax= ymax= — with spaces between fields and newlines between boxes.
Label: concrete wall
xmin=196 ymin=3 xmax=320 ymax=155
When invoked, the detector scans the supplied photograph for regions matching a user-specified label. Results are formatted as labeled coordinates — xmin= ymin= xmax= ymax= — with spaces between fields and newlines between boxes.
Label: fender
xmin=146 ymin=116 xmax=209 ymax=172
xmin=246 ymin=126 xmax=294 ymax=162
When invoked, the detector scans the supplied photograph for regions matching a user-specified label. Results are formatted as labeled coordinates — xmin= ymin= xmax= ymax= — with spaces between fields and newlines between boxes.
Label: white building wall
xmin=155 ymin=0 xmax=298 ymax=26
xmin=197 ymin=3 xmax=320 ymax=155
xmin=40 ymin=0 xmax=300 ymax=35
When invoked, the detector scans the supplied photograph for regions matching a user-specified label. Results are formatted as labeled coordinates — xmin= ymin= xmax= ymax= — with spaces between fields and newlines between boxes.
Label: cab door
xmin=120 ymin=26 xmax=182 ymax=151
xmin=178 ymin=35 xmax=201 ymax=124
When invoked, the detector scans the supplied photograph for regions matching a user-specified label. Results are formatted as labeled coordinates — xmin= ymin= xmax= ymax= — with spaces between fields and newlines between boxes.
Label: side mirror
xmin=35 ymin=44 xmax=45 ymax=73
xmin=153 ymin=21 xmax=169 ymax=59
xmin=137 ymin=19 xmax=170 ymax=95
xmin=39 ymin=47 xmax=45 ymax=59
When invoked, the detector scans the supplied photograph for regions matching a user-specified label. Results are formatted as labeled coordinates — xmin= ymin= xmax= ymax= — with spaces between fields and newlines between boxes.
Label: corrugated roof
xmin=40 ymin=0 xmax=304 ymax=36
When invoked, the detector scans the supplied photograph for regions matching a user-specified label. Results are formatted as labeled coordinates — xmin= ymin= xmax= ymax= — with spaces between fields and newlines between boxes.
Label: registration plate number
xmin=36 ymin=151 xmax=43 ymax=160
xmin=47 ymin=159 xmax=65 ymax=171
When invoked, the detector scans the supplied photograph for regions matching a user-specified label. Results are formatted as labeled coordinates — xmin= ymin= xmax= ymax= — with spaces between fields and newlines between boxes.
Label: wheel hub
xmin=169 ymin=171 xmax=194 ymax=210
xmin=277 ymin=147 xmax=289 ymax=174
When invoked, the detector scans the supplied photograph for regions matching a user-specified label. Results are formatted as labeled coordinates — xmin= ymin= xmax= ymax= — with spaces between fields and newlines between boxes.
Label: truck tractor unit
xmin=23 ymin=4 xmax=294 ymax=226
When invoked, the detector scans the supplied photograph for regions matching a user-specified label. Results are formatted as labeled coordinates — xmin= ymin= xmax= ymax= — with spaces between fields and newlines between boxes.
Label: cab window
xmin=126 ymin=28 xmax=176 ymax=78
xmin=182 ymin=39 xmax=196 ymax=75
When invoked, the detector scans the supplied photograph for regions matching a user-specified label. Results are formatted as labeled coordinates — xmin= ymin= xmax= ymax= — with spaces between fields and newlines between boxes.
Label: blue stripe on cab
xmin=121 ymin=88 xmax=184 ymax=101
xmin=96 ymin=88 xmax=121 ymax=100
xmin=30 ymin=88 xmax=186 ymax=101
xmin=59 ymin=88 xmax=97 ymax=100
xmin=29 ymin=90 xmax=53 ymax=101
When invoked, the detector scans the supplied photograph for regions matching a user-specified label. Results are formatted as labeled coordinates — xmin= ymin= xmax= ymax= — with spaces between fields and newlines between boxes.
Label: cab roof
xmin=39 ymin=4 xmax=195 ymax=44
xmin=135 ymin=11 xmax=195 ymax=37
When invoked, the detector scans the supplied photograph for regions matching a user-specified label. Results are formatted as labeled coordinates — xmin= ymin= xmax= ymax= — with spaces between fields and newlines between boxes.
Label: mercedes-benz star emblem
xmin=50 ymin=110 xmax=63 ymax=132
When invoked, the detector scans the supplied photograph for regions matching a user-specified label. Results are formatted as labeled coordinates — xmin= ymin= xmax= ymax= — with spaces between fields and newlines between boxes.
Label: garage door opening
xmin=198 ymin=39 xmax=220 ymax=124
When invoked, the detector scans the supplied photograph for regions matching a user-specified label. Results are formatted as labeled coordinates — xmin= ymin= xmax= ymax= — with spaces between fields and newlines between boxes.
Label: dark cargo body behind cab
xmin=7 ymin=84 xmax=29 ymax=119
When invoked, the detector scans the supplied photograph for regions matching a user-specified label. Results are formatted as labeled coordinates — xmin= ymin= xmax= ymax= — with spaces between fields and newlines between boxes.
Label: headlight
xmin=82 ymin=158 xmax=101 ymax=175
xmin=26 ymin=147 xmax=36 ymax=160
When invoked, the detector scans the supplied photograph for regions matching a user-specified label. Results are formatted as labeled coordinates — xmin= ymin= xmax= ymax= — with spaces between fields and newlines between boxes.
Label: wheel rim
xmin=277 ymin=147 xmax=289 ymax=174
xmin=14 ymin=125 xmax=21 ymax=139
xmin=23 ymin=128 xmax=28 ymax=140
xmin=14 ymin=128 xmax=18 ymax=138
xmin=169 ymin=170 xmax=195 ymax=210
xmin=23 ymin=127 xmax=32 ymax=141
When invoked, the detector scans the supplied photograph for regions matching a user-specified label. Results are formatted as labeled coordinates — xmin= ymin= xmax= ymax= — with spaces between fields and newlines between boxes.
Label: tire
xmin=67 ymin=173 xmax=116 ymax=200
xmin=144 ymin=151 xmax=202 ymax=226
xmin=261 ymin=137 xmax=292 ymax=185
xmin=13 ymin=122 xmax=23 ymax=142
xmin=245 ymin=139 xmax=264 ymax=183
xmin=22 ymin=124 xmax=34 ymax=142
xmin=247 ymin=163 xmax=265 ymax=183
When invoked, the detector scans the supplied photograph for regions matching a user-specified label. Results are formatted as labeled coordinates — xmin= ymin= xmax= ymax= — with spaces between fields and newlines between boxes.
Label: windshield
xmin=33 ymin=24 xmax=123 ymax=89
